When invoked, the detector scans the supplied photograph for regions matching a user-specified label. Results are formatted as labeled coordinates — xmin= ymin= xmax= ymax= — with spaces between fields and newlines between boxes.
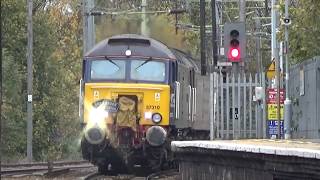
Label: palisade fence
xmin=214 ymin=72 xmax=267 ymax=139
xmin=289 ymin=57 xmax=320 ymax=139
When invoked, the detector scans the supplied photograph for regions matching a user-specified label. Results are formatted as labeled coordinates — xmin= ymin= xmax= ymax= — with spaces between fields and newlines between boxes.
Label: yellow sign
xmin=267 ymin=61 xmax=276 ymax=79
xmin=268 ymin=104 xmax=284 ymax=120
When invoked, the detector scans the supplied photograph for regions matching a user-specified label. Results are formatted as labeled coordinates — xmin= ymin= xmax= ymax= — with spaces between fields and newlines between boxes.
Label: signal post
xmin=224 ymin=22 xmax=246 ymax=139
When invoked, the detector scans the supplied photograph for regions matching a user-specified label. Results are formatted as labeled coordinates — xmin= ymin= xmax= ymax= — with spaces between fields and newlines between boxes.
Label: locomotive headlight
xmin=89 ymin=107 xmax=108 ymax=125
xmin=125 ymin=49 xmax=132 ymax=57
xmin=152 ymin=113 xmax=162 ymax=123
xmin=145 ymin=112 xmax=152 ymax=119
xmin=85 ymin=107 xmax=108 ymax=145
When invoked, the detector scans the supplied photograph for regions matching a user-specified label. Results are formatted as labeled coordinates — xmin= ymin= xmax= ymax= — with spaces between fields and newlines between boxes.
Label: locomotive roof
xmin=170 ymin=48 xmax=200 ymax=72
xmin=84 ymin=34 xmax=176 ymax=60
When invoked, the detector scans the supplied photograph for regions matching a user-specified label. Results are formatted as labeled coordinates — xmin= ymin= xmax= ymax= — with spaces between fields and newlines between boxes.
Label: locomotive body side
xmin=170 ymin=49 xmax=210 ymax=139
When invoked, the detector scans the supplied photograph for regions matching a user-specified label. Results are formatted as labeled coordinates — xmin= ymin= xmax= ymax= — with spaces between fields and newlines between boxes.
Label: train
xmin=79 ymin=34 xmax=210 ymax=175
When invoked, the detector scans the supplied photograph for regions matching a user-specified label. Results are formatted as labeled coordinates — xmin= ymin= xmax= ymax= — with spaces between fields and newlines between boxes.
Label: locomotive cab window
xmin=87 ymin=58 xmax=168 ymax=83
xmin=90 ymin=60 xmax=126 ymax=80
xmin=130 ymin=60 xmax=166 ymax=82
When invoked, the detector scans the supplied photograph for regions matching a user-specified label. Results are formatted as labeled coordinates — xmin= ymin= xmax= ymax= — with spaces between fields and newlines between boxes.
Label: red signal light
xmin=231 ymin=48 xmax=239 ymax=58
xmin=228 ymin=47 xmax=240 ymax=62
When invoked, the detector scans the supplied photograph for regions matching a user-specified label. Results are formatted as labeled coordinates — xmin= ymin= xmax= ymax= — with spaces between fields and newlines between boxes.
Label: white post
xmin=284 ymin=0 xmax=292 ymax=139
xmin=272 ymin=0 xmax=281 ymax=139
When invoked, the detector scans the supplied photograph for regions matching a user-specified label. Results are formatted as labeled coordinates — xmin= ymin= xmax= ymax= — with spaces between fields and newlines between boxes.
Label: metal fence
xmin=213 ymin=57 xmax=320 ymax=140
xmin=215 ymin=72 xmax=266 ymax=139
xmin=289 ymin=57 xmax=320 ymax=139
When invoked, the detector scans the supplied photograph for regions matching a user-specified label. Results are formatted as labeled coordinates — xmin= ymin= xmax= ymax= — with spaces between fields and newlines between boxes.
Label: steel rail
xmin=1 ymin=160 xmax=89 ymax=168
xmin=82 ymin=172 xmax=102 ymax=180
xmin=1 ymin=161 xmax=93 ymax=176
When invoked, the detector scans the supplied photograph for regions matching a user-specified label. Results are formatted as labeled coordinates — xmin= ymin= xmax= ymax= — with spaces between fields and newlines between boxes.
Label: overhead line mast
xmin=27 ymin=0 xmax=33 ymax=162
xmin=200 ymin=0 xmax=207 ymax=75
xmin=210 ymin=0 xmax=218 ymax=140
xmin=271 ymin=0 xmax=281 ymax=139
xmin=141 ymin=0 xmax=150 ymax=37
xmin=283 ymin=0 xmax=291 ymax=140
xmin=83 ymin=0 xmax=95 ymax=55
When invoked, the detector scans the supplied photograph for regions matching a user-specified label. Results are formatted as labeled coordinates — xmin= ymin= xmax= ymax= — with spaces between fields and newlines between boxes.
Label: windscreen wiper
xmin=135 ymin=57 xmax=153 ymax=70
xmin=105 ymin=56 xmax=120 ymax=69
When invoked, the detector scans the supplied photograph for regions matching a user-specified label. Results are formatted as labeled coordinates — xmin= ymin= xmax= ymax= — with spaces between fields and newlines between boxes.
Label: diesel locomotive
xmin=79 ymin=34 xmax=210 ymax=174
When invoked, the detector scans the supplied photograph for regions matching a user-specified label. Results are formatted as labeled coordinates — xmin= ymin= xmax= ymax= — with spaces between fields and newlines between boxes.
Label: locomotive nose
xmin=84 ymin=125 xmax=106 ymax=145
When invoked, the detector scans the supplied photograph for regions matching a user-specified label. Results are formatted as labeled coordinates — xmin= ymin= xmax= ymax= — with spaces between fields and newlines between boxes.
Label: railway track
xmin=1 ymin=160 xmax=89 ymax=168
xmin=79 ymin=168 xmax=179 ymax=180
xmin=82 ymin=172 xmax=139 ymax=180
xmin=146 ymin=169 xmax=179 ymax=180
xmin=1 ymin=161 xmax=179 ymax=180
xmin=1 ymin=160 xmax=94 ymax=177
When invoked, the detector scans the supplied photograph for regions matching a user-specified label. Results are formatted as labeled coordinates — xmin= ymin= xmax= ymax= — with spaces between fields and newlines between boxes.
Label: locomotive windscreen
xmin=91 ymin=60 xmax=126 ymax=80
xmin=88 ymin=58 xmax=168 ymax=83
xmin=130 ymin=60 xmax=166 ymax=82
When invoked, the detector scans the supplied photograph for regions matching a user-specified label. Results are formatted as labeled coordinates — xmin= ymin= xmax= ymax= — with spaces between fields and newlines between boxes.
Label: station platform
xmin=171 ymin=139 xmax=320 ymax=180
xmin=172 ymin=139 xmax=320 ymax=159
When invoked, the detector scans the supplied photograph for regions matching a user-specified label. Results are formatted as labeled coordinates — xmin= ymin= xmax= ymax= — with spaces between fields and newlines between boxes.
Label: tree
xmin=43 ymin=0 xmax=83 ymax=160
xmin=1 ymin=0 xmax=83 ymax=162
xmin=1 ymin=0 xmax=28 ymax=161
xmin=280 ymin=0 xmax=320 ymax=63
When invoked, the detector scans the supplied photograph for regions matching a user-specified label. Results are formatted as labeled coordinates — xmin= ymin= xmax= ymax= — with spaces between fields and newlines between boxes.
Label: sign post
xmin=267 ymin=88 xmax=285 ymax=138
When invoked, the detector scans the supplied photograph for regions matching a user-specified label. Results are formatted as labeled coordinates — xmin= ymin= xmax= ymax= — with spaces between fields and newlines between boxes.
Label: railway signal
xmin=224 ymin=22 xmax=246 ymax=62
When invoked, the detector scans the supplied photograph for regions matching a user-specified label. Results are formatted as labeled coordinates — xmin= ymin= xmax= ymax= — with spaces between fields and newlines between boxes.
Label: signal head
xmin=230 ymin=39 xmax=240 ymax=47
xmin=230 ymin=30 xmax=239 ymax=38
xmin=224 ymin=22 xmax=246 ymax=62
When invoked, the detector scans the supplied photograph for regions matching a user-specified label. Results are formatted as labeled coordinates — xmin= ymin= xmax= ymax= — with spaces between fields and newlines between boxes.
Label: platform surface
xmin=171 ymin=139 xmax=320 ymax=159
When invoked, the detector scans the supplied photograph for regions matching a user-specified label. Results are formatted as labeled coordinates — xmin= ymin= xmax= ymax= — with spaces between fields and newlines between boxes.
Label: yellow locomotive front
xmin=83 ymin=62 xmax=171 ymax=145
xmin=80 ymin=35 xmax=177 ymax=174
